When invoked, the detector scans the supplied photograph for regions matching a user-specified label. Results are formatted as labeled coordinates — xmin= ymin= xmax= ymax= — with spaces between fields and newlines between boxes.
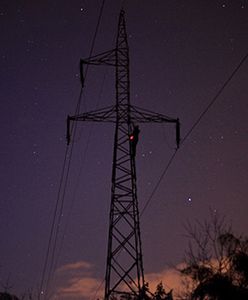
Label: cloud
xmin=55 ymin=276 xmax=103 ymax=300
xmin=52 ymin=261 xmax=188 ymax=300
xmin=52 ymin=261 xmax=104 ymax=300
xmin=145 ymin=263 xmax=187 ymax=297
xmin=57 ymin=261 xmax=92 ymax=273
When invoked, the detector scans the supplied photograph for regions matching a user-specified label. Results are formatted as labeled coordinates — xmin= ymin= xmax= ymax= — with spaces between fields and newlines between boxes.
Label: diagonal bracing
xmin=67 ymin=10 xmax=180 ymax=300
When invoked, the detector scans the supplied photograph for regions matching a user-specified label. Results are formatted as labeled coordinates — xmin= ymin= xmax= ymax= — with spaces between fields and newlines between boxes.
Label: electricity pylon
xmin=67 ymin=10 xmax=180 ymax=300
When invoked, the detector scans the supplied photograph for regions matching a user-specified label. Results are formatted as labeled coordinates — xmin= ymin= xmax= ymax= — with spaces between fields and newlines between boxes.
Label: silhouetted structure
xmin=67 ymin=10 xmax=180 ymax=300
xmin=0 ymin=293 xmax=19 ymax=300
xmin=180 ymin=216 xmax=248 ymax=300
xmin=129 ymin=124 xmax=140 ymax=157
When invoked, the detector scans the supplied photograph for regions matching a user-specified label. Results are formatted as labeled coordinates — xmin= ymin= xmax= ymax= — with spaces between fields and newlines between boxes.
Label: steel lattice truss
xmin=67 ymin=10 xmax=180 ymax=300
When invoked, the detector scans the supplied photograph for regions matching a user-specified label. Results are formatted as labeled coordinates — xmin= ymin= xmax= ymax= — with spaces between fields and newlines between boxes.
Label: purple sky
xmin=1 ymin=1 xmax=248 ymax=299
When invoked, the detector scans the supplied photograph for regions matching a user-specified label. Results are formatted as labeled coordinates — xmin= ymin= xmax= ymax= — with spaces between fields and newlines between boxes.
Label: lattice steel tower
xmin=67 ymin=10 xmax=180 ymax=300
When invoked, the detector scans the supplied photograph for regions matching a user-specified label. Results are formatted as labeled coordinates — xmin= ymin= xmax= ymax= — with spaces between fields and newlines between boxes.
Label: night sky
xmin=1 ymin=1 xmax=248 ymax=299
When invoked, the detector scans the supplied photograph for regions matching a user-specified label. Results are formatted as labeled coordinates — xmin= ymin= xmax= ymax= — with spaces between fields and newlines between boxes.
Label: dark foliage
xmin=153 ymin=282 xmax=173 ymax=300
xmin=112 ymin=282 xmax=174 ymax=300
xmin=179 ymin=215 xmax=248 ymax=300
xmin=0 ymin=293 xmax=19 ymax=300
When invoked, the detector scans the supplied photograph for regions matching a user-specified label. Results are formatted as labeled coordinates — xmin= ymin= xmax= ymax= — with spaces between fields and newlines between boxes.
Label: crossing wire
xmin=40 ymin=5 xmax=248 ymax=299
xmin=52 ymin=70 xmax=109 ymax=280
xmin=90 ymin=31 xmax=248 ymax=300
xmin=49 ymin=0 xmax=114 ymax=287
xmin=38 ymin=1 xmax=107 ymax=299
xmin=141 ymin=50 xmax=248 ymax=217
xmin=39 ymin=86 xmax=84 ymax=300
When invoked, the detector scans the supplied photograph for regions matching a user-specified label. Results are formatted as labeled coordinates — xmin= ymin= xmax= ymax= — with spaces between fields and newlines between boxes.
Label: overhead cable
xmin=141 ymin=51 xmax=248 ymax=216
xmin=38 ymin=1 xmax=107 ymax=298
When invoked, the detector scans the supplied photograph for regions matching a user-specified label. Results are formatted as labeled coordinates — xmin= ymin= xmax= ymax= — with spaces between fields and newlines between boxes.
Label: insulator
xmin=66 ymin=116 xmax=71 ymax=145
xmin=80 ymin=59 xmax=85 ymax=87
xmin=176 ymin=118 xmax=180 ymax=149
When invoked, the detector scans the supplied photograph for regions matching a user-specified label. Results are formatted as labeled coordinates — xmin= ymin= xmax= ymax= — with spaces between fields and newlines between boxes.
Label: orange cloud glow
xmin=52 ymin=261 xmax=188 ymax=300
xmin=144 ymin=263 xmax=187 ymax=298
xmin=52 ymin=261 xmax=104 ymax=300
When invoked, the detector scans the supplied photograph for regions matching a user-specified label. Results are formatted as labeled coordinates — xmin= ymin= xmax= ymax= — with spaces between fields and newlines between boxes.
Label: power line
xmin=140 ymin=149 xmax=178 ymax=217
xmin=79 ymin=34 xmax=248 ymax=300
xmin=38 ymin=1 xmax=107 ymax=298
xmin=91 ymin=49 xmax=248 ymax=300
xmin=53 ymin=69 xmax=109 ymax=275
xmin=181 ymin=52 xmax=248 ymax=145
xmin=90 ymin=278 xmax=105 ymax=300
xmin=140 ymin=50 xmax=248 ymax=216
xmin=52 ymin=7 xmax=115 ymax=275
xmin=39 ymin=99 xmax=82 ymax=299
xmin=38 ymin=145 xmax=70 ymax=300
xmin=40 ymin=3 xmax=248 ymax=298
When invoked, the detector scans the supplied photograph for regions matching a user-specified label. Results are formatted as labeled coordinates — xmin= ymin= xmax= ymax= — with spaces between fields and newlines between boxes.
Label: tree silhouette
xmin=153 ymin=282 xmax=173 ymax=300
xmin=111 ymin=282 xmax=174 ymax=300
xmin=179 ymin=214 xmax=248 ymax=300
xmin=0 ymin=292 xmax=19 ymax=300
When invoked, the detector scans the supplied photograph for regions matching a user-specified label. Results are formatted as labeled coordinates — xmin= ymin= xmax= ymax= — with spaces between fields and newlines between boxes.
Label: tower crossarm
xmin=67 ymin=104 xmax=179 ymax=124
xmin=66 ymin=105 xmax=116 ymax=144
xmin=130 ymin=105 xmax=180 ymax=148
xmin=66 ymin=10 xmax=180 ymax=300
xmin=130 ymin=105 xmax=177 ymax=123
xmin=81 ymin=49 xmax=116 ymax=67
xmin=80 ymin=47 xmax=129 ymax=87
xmin=68 ymin=105 xmax=116 ymax=122
xmin=67 ymin=104 xmax=180 ymax=147
xmin=80 ymin=49 xmax=116 ymax=87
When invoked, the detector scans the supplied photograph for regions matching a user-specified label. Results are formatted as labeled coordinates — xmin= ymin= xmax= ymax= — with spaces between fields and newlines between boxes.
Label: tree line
xmin=1 ymin=214 xmax=248 ymax=300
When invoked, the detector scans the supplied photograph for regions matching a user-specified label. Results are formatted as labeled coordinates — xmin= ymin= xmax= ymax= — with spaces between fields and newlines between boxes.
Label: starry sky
xmin=1 ymin=1 xmax=248 ymax=299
